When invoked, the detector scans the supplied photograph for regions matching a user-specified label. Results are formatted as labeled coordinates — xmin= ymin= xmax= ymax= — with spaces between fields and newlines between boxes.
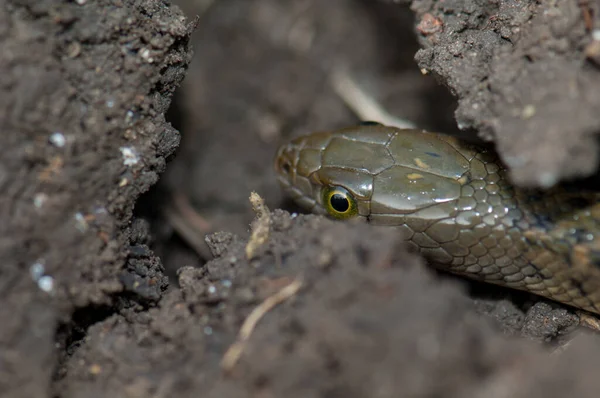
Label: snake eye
xmin=321 ymin=186 xmax=358 ymax=219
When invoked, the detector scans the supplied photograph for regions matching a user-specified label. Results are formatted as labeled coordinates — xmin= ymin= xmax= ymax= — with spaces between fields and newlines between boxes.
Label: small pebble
xmin=38 ymin=275 xmax=54 ymax=293
xmin=30 ymin=261 xmax=45 ymax=280
xmin=49 ymin=132 xmax=66 ymax=147
xmin=74 ymin=212 xmax=89 ymax=232
xmin=120 ymin=146 xmax=139 ymax=166
xmin=125 ymin=110 xmax=135 ymax=124
xmin=139 ymin=48 xmax=153 ymax=63
xmin=33 ymin=193 xmax=48 ymax=208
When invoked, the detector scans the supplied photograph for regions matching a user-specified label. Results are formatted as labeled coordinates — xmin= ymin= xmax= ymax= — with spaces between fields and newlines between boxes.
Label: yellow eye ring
xmin=321 ymin=186 xmax=358 ymax=219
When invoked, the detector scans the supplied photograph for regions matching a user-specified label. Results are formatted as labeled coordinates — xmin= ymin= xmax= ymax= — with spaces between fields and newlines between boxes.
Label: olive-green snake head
xmin=274 ymin=123 xmax=600 ymax=314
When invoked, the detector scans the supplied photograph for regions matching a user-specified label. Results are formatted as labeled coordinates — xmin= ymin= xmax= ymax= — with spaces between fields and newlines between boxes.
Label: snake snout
xmin=273 ymin=143 xmax=298 ymax=187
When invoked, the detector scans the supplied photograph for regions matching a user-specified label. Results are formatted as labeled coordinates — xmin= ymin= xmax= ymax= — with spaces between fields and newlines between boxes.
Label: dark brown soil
xmin=412 ymin=0 xmax=600 ymax=187
xmin=1 ymin=0 xmax=193 ymax=395
xmin=2 ymin=0 xmax=600 ymax=397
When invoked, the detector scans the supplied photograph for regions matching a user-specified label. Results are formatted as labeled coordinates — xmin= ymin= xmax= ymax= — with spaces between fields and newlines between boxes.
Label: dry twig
xmin=245 ymin=192 xmax=271 ymax=260
xmin=221 ymin=277 xmax=303 ymax=372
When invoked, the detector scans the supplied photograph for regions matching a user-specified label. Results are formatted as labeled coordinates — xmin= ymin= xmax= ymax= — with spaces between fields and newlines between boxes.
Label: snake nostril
xmin=280 ymin=159 xmax=291 ymax=174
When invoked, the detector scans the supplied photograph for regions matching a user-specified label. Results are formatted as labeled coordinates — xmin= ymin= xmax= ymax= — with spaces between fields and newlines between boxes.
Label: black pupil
xmin=330 ymin=193 xmax=350 ymax=212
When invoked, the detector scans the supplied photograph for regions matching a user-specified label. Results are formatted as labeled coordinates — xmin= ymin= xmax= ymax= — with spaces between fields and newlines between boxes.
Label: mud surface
xmin=57 ymin=210 xmax=600 ymax=398
xmin=412 ymin=0 xmax=600 ymax=187
xmin=3 ymin=0 xmax=600 ymax=397
xmin=1 ymin=0 xmax=193 ymax=396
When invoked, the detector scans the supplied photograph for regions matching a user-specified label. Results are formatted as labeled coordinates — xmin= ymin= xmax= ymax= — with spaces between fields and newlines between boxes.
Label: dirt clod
xmin=1 ymin=0 xmax=193 ymax=395
xmin=5 ymin=0 xmax=600 ymax=397
xmin=412 ymin=0 xmax=600 ymax=187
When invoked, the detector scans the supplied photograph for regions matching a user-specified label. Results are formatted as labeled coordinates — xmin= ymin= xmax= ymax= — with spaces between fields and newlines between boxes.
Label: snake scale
xmin=274 ymin=123 xmax=600 ymax=314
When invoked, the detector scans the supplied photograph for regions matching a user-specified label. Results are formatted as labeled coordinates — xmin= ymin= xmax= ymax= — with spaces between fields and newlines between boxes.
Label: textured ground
xmin=2 ymin=0 xmax=600 ymax=397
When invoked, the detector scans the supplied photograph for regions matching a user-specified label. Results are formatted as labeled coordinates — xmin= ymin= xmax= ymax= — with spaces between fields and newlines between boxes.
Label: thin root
xmin=221 ymin=277 xmax=303 ymax=373
xmin=165 ymin=192 xmax=213 ymax=259
xmin=330 ymin=67 xmax=415 ymax=129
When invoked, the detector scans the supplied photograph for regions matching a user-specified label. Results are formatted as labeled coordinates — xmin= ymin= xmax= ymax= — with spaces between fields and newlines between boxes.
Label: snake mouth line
xmin=276 ymin=175 xmax=324 ymax=215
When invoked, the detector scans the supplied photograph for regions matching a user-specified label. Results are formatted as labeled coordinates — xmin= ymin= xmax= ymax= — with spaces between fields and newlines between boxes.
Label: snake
xmin=273 ymin=122 xmax=600 ymax=314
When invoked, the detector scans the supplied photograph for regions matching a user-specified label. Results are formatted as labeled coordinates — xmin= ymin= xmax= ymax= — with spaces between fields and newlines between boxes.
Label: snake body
xmin=274 ymin=124 xmax=600 ymax=314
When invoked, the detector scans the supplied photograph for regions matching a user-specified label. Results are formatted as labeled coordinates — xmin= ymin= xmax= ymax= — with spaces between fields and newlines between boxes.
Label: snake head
xmin=274 ymin=126 xmax=399 ymax=220
xmin=274 ymin=124 xmax=482 ymax=224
